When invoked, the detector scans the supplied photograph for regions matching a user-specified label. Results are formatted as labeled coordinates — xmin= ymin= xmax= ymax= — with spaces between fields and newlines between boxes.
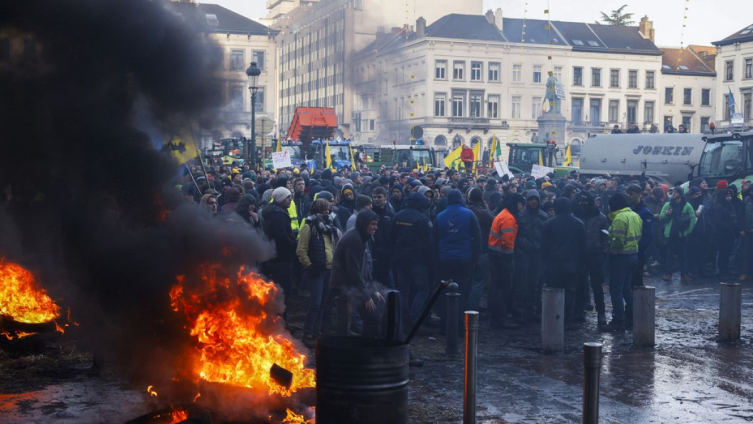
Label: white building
xmin=713 ymin=24 xmax=753 ymax=127
xmin=658 ymin=47 xmax=716 ymax=133
xmin=352 ymin=11 xmax=666 ymax=157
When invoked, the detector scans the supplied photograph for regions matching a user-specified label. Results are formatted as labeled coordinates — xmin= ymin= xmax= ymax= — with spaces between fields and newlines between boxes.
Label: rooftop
xmin=713 ymin=24 xmax=753 ymax=46
xmin=659 ymin=47 xmax=716 ymax=76
xmin=168 ymin=2 xmax=276 ymax=35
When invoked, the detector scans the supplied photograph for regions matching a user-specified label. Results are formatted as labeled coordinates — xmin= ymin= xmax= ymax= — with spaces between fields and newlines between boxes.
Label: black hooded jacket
xmin=542 ymin=198 xmax=587 ymax=272
xmin=262 ymin=202 xmax=297 ymax=264
xmin=573 ymin=191 xmax=609 ymax=252
xmin=331 ymin=210 xmax=378 ymax=303
xmin=516 ymin=191 xmax=548 ymax=252
xmin=391 ymin=193 xmax=432 ymax=266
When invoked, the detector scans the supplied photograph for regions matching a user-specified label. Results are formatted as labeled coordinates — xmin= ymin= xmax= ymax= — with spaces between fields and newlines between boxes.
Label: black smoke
xmin=0 ymin=0 xmax=274 ymax=393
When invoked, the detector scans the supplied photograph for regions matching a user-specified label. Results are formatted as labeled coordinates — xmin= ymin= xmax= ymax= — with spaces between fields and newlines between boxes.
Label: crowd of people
xmin=173 ymin=159 xmax=753 ymax=355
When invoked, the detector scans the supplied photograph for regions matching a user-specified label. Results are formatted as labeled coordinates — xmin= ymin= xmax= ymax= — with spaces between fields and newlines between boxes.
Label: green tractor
xmin=507 ymin=143 xmax=578 ymax=178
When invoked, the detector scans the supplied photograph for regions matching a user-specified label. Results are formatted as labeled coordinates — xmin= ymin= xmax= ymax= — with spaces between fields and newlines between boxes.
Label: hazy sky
xmin=210 ymin=0 xmax=751 ymax=47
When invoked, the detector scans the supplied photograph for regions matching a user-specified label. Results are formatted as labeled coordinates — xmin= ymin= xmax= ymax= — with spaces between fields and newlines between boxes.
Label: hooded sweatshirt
xmin=331 ymin=210 xmax=379 ymax=303
xmin=391 ymin=192 xmax=432 ymax=266
xmin=541 ymin=198 xmax=587 ymax=272
xmin=573 ymin=191 xmax=609 ymax=252
xmin=434 ymin=189 xmax=482 ymax=262
xmin=516 ymin=189 xmax=548 ymax=252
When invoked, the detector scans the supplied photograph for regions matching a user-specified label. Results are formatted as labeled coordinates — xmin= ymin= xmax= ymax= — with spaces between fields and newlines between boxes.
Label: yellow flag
xmin=325 ymin=140 xmax=332 ymax=170
xmin=275 ymin=137 xmax=282 ymax=152
xmin=538 ymin=150 xmax=544 ymax=166
xmin=472 ymin=142 xmax=480 ymax=176
xmin=443 ymin=145 xmax=463 ymax=170
xmin=161 ymin=130 xmax=199 ymax=164
xmin=563 ymin=143 xmax=572 ymax=166
xmin=349 ymin=143 xmax=356 ymax=170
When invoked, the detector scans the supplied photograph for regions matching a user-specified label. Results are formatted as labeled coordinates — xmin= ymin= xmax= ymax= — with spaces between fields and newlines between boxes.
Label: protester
xmin=573 ymin=191 xmax=609 ymax=326
xmin=660 ymin=186 xmax=697 ymax=282
xmin=261 ymin=187 xmax=298 ymax=313
xmin=489 ymin=193 xmax=525 ymax=329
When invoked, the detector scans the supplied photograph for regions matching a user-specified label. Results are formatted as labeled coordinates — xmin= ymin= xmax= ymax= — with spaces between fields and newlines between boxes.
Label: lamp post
xmin=245 ymin=61 xmax=261 ymax=168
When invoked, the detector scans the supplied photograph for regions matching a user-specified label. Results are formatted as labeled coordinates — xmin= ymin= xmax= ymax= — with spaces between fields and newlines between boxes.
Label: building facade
xmin=714 ymin=24 xmax=753 ymax=128
xmin=658 ymin=47 xmax=716 ymax=133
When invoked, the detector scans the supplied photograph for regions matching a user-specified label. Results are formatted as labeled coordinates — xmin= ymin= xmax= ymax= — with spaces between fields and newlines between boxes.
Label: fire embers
xmin=169 ymin=264 xmax=315 ymax=397
xmin=0 ymin=259 xmax=64 ymax=339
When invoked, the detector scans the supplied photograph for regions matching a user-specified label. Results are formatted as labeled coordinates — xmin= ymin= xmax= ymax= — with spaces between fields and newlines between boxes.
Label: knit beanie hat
xmin=272 ymin=187 xmax=292 ymax=203
xmin=525 ymin=180 xmax=536 ymax=189
xmin=716 ymin=180 xmax=728 ymax=190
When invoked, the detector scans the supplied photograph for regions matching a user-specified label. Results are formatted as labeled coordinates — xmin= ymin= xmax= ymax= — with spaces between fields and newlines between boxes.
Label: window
xmin=253 ymin=50 xmax=265 ymax=70
xmin=682 ymin=116 xmax=692 ymax=132
xmin=513 ymin=64 xmax=522 ymax=82
xmin=610 ymin=69 xmax=620 ymax=88
xmin=702 ymin=89 xmax=710 ymax=106
xmin=254 ymin=87 xmax=265 ymax=112
xmin=488 ymin=95 xmax=499 ymax=118
xmin=470 ymin=62 xmax=483 ymax=81
xmin=724 ymin=94 xmax=731 ymax=121
xmin=230 ymin=50 xmax=245 ymax=71
xmin=726 ymin=60 xmax=734 ymax=81
xmin=229 ymin=85 xmax=244 ymax=111
xmin=470 ymin=92 xmax=483 ymax=117
xmin=452 ymin=92 xmax=465 ymax=117
xmin=453 ymin=61 xmax=465 ymax=80
xmin=488 ymin=62 xmax=500 ymax=82
xmin=591 ymin=68 xmax=601 ymax=87
xmin=684 ymin=88 xmax=692 ymax=105
xmin=609 ymin=100 xmax=619 ymax=123
xmin=434 ymin=93 xmax=446 ymax=117
xmin=645 ymin=70 xmax=655 ymax=89
xmin=745 ymin=93 xmax=752 ymax=119
xmin=554 ymin=66 xmax=563 ymax=81
xmin=533 ymin=65 xmax=542 ymax=83
xmin=627 ymin=100 xmax=637 ymax=125
xmin=701 ymin=117 xmax=710 ymax=132
xmin=745 ymin=58 xmax=753 ymax=79
xmin=572 ymin=98 xmax=584 ymax=124
xmin=573 ymin=67 xmax=583 ymax=86
xmin=590 ymin=99 xmax=601 ymax=125
xmin=572 ymin=39 xmax=584 ymax=46
xmin=644 ymin=101 xmax=654 ymax=124
xmin=369 ymin=119 xmax=375 ymax=131
xmin=435 ymin=60 xmax=447 ymax=79
xmin=628 ymin=70 xmax=638 ymax=88
xmin=511 ymin=96 xmax=521 ymax=119
xmin=532 ymin=97 xmax=542 ymax=119
xmin=664 ymin=116 xmax=674 ymax=131
xmin=665 ymin=87 xmax=674 ymax=104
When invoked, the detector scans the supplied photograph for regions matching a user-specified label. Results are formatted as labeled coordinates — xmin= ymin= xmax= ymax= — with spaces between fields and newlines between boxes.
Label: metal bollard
xmin=541 ymin=287 xmax=564 ymax=353
xmin=719 ymin=283 xmax=742 ymax=342
xmin=632 ymin=286 xmax=655 ymax=348
xmin=385 ymin=290 xmax=402 ymax=342
xmin=446 ymin=287 xmax=460 ymax=357
xmin=582 ymin=342 xmax=602 ymax=424
xmin=464 ymin=311 xmax=479 ymax=424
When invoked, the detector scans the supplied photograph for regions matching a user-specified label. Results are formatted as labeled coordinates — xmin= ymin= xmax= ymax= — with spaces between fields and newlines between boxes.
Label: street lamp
xmin=245 ymin=61 xmax=261 ymax=168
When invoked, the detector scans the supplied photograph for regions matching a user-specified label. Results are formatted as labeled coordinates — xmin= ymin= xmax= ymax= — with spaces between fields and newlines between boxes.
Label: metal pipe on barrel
xmin=446 ymin=283 xmax=460 ymax=357
xmin=632 ymin=286 xmax=655 ymax=348
xmin=464 ymin=311 xmax=479 ymax=424
xmin=719 ymin=283 xmax=742 ymax=342
xmin=582 ymin=342 xmax=602 ymax=424
xmin=386 ymin=290 xmax=402 ymax=342
xmin=541 ymin=287 xmax=564 ymax=353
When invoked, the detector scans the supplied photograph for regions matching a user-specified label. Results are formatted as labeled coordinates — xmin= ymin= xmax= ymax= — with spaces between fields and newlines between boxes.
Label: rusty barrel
xmin=316 ymin=336 xmax=409 ymax=424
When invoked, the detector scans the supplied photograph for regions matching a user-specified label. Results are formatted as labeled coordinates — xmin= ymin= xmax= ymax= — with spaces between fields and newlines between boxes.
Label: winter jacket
xmin=434 ymin=190 xmax=482 ymax=262
xmin=745 ymin=195 xmax=753 ymax=232
xmin=659 ymin=200 xmax=696 ymax=238
xmin=712 ymin=193 xmax=743 ymax=237
xmin=467 ymin=201 xmax=495 ymax=253
xmin=516 ymin=191 xmax=548 ymax=253
xmin=296 ymin=214 xmax=341 ymax=271
xmin=573 ymin=192 xmax=609 ymax=253
xmin=262 ymin=202 xmax=298 ymax=264
xmin=631 ymin=200 xmax=653 ymax=253
xmin=489 ymin=209 xmax=517 ymax=254
xmin=330 ymin=210 xmax=378 ymax=304
xmin=371 ymin=203 xmax=394 ymax=261
xmin=542 ymin=198 xmax=586 ymax=272
xmin=390 ymin=193 xmax=432 ymax=266
xmin=608 ymin=207 xmax=643 ymax=255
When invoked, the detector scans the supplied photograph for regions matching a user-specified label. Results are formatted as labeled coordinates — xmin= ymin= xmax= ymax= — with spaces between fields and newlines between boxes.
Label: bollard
xmin=582 ymin=342 xmax=602 ymax=424
xmin=541 ymin=288 xmax=564 ymax=353
xmin=385 ymin=290 xmax=402 ymax=342
xmin=632 ymin=286 xmax=655 ymax=348
xmin=719 ymin=283 xmax=742 ymax=342
xmin=464 ymin=311 xmax=479 ymax=424
xmin=446 ymin=289 xmax=460 ymax=357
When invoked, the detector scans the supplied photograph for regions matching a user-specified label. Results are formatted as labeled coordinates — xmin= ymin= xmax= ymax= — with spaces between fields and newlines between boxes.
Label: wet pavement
xmin=408 ymin=275 xmax=753 ymax=423
xmin=1 ymin=275 xmax=751 ymax=423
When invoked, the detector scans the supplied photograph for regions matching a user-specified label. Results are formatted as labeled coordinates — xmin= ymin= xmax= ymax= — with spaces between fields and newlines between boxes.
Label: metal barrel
xmin=446 ymin=291 xmax=460 ymax=356
xmin=316 ymin=336 xmax=409 ymax=424
xmin=582 ymin=342 xmax=602 ymax=424
xmin=464 ymin=311 xmax=479 ymax=424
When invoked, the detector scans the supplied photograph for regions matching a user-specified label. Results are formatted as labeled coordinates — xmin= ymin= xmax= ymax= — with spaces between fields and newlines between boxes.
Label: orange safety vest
xmin=488 ymin=209 xmax=517 ymax=254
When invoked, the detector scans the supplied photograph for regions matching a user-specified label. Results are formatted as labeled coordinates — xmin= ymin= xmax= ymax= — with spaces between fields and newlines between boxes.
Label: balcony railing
xmin=449 ymin=117 xmax=490 ymax=124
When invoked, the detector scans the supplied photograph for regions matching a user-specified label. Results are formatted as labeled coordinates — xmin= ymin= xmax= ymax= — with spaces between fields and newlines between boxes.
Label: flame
xmin=147 ymin=385 xmax=158 ymax=397
xmin=283 ymin=408 xmax=315 ymax=424
xmin=169 ymin=264 xmax=315 ymax=397
xmin=0 ymin=259 xmax=61 ymax=338
xmin=170 ymin=407 xmax=189 ymax=423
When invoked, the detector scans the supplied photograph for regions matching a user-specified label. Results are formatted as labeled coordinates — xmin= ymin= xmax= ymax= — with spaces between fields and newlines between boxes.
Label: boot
xmin=597 ymin=311 xmax=607 ymax=326
xmin=599 ymin=319 xmax=625 ymax=332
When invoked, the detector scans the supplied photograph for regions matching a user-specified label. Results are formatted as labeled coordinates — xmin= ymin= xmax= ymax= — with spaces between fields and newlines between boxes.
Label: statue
xmin=544 ymin=71 xmax=561 ymax=115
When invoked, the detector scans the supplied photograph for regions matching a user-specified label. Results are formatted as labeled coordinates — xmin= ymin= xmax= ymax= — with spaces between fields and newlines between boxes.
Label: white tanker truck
xmin=578 ymin=133 xmax=706 ymax=184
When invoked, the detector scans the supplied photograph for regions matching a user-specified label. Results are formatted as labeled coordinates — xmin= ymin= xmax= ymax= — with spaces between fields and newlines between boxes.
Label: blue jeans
xmin=394 ymin=264 xmax=430 ymax=323
xmin=608 ymin=254 xmax=637 ymax=322
xmin=303 ymin=268 xmax=330 ymax=335
xmin=469 ymin=251 xmax=489 ymax=311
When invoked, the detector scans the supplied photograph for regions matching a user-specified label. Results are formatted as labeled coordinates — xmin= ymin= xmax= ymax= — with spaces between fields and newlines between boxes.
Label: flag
xmin=348 ymin=143 xmax=356 ymax=170
xmin=472 ymin=141 xmax=480 ymax=176
xmin=562 ymin=143 xmax=572 ymax=166
xmin=325 ymin=140 xmax=332 ymax=170
xmin=490 ymin=135 xmax=503 ymax=162
xmin=161 ymin=130 xmax=199 ymax=164
xmin=443 ymin=145 xmax=463 ymax=170
xmin=538 ymin=150 xmax=544 ymax=166
xmin=728 ymin=87 xmax=737 ymax=115
xmin=275 ymin=137 xmax=282 ymax=152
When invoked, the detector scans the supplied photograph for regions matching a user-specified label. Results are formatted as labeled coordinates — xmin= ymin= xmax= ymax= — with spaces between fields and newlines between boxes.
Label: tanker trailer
xmin=579 ymin=133 xmax=705 ymax=184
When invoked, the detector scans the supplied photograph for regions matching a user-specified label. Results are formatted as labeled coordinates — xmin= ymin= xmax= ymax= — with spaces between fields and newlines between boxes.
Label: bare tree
xmin=597 ymin=5 xmax=635 ymax=26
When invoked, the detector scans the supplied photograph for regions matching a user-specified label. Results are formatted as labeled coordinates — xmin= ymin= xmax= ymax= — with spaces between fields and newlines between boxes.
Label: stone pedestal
xmin=537 ymin=112 xmax=568 ymax=148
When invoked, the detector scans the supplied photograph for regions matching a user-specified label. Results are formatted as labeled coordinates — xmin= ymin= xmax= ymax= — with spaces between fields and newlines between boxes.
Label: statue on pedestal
xmin=544 ymin=71 xmax=561 ymax=115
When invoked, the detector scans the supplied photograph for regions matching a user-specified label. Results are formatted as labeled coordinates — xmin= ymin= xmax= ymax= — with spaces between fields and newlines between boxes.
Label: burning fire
xmin=169 ymin=264 xmax=315 ymax=397
xmin=170 ymin=407 xmax=189 ymax=423
xmin=283 ymin=408 xmax=315 ymax=424
xmin=0 ymin=259 xmax=61 ymax=338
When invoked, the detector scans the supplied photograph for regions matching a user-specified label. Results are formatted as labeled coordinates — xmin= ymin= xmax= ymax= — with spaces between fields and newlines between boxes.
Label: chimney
xmin=494 ymin=8 xmax=503 ymax=30
xmin=639 ymin=16 xmax=655 ymax=42
xmin=485 ymin=9 xmax=494 ymax=25
xmin=416 ymin=16 xmax=426 ymax=39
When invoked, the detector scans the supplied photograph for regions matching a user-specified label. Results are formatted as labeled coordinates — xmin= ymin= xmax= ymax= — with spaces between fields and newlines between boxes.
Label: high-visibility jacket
xmin=269 ymin=197 xmax=300 ymax=235
xmin=608 ymin=207 xmax=642 ymax=255
xmin=488 ymin=209 xmax=517 ymax=254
